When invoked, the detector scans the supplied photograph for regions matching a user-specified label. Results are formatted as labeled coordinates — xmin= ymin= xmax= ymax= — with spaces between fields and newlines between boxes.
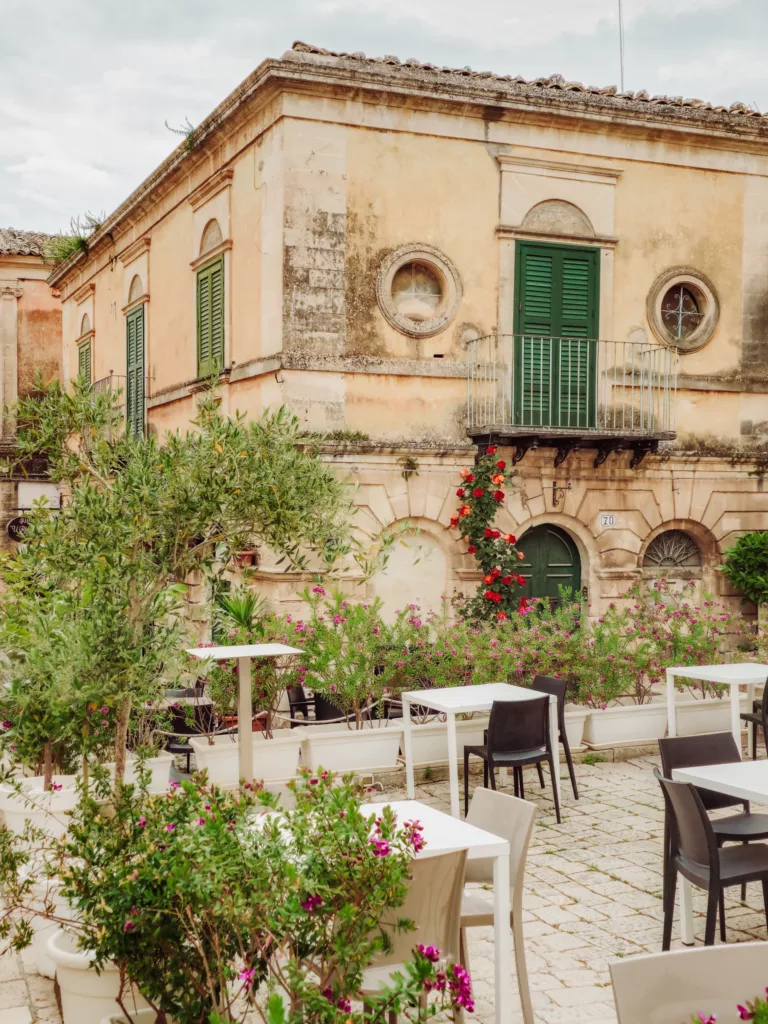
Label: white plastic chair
xmin=361 ymin=848 xmax=467 ymax=1022
xmin=460 ymin=788 xmax=536 ymax=1024
xmin=610 ymin=942 xmax=768 ymax=1024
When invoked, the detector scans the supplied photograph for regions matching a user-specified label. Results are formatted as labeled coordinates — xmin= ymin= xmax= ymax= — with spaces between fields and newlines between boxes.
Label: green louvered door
xmin=126 ymin=305 xmax=145 ymax=436
xmin=77 ymin=340 xmax=92 ymax=384
xmin=513 ymin=242 xmax=599 ymax=429
xmin=196 ymin=257 xmax=224 ymax=377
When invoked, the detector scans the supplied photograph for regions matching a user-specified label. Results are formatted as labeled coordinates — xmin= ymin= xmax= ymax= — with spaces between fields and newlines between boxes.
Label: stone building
xmin=0 ymin=229 xmax=62 ymax=544
xmin=47 ymin=42 xmax=768 ymax=617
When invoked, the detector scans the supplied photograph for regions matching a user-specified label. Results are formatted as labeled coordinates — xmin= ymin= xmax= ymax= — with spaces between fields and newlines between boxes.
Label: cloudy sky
xmin=2 ymin=0 xmax=766 ymax=233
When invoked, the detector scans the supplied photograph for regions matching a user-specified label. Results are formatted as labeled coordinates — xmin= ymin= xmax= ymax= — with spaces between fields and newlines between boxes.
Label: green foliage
xmin=42 ymin=212 xmax=103 ymax=265
xmin=292 ymin=589 xmax=396 ymax=727
xmin=449 ymin=447 xmax=526 ymax=620
xmin=721 ymin=531 xmax=768 ymax=606
xmin=0 ymin=380 xmax=359 ymax=784
xmin=0 ymin=772 xmax=469 ymax=1023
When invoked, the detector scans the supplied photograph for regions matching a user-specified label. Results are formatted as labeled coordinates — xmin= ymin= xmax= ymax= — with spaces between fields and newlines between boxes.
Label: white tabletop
xmin=186 ymin=643 xmax=303 ymax=660
xmin=360 ymin=799 xmax=509 ymax=859
xmin=667 ymin=663 xmax=768 ymax=685
xmin=672 ymin=760 xmax=768 ymax=804
xmin=400 ymin=682 xmax=545 ymax=715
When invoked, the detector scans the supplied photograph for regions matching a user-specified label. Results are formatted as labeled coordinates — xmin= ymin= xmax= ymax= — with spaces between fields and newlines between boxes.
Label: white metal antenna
xmin=618 ymin=0 xmax=626 ymax=92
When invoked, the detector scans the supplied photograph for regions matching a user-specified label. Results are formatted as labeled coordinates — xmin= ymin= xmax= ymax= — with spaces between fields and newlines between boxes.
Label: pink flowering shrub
xmin=688 ymin=989 xmax=768 ymax=1022
xmin=0 ymin=770 xmax=472 ymax=1023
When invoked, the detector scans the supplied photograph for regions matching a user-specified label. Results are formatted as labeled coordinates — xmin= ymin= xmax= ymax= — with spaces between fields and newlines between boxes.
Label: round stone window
xmin=377 ymin=245 xmax=462 ymax=338
xmin=647 ymin=268 xmax=719 ymax=352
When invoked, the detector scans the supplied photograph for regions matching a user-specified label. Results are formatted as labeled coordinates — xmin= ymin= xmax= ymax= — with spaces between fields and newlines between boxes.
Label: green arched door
xmin=518 ymin=525 xmax=581 ymax=602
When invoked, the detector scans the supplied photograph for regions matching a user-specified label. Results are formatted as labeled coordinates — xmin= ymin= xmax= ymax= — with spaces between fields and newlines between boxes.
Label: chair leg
xmin=518 ymin=767 xmax=525 ymax=801
xmin=483 ymin=756 xmax=488 ymax=791
xmin=561 ymin=732 xmax=579 ymax=799
xmin=536 ymin=763 xmax=545 ymax=789
xmin=513 ymin=766 xmax=520 ymax=798
xmin=662 ymin=865 xmax=677 ymax=951
xmin=742 ymin=843 xmax=748 ymax=901
xmin=464 ymin=749 xmax=471 ymax=817
xmin=488 ymin=758 xmax=497 ymax=792
xmin=718 ymin=887 xmax=726 ymax=943
xmin=662 ymin=814 xmax=670 ymax=907
xmin=704 ymin=886 xmax=719 ymax=946
xmin=549 ymin=757 xmax=561 ymax=824
xmin=762 ymin=878 xmax=768 ymax=933
xmin=511 ymin=910 xmax=535 ymax=1024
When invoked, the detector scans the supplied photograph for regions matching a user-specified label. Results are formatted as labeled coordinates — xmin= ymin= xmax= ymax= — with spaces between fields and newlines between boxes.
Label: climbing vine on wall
xmin=449 ymin=446 xmax=526 ymax=621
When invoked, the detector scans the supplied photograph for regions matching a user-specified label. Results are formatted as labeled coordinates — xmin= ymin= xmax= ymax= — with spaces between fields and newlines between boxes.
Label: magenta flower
xmin=165 ymin=823 xmax=175 ymax=832
xmin=737 ymin=1008 xmax=753 ymax=1021
xmin=239 ymin=966 xmax=255 ymax=987
xmin=138 ymin=816 xmax=147 ymax=828
xmin=418 ymin=944 xmax=440 ymax=963
xmin=196 ymin=817 xmax=206 ymax=826
xmin=124 ymin=920 xmax=135 ymax=932
xmin=312 ymin=586 xmax=325 ymax=595
xmin=301 ymin=893 xmax=323 ymax=912
xmin=0 ymin=721 xmax=11 ymax=730
xmin=51 ymin=782 xmax=62 ymax=792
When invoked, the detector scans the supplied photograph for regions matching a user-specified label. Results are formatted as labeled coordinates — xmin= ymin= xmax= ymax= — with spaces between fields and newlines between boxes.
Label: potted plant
xmin=1 ymin=772 xmax=471 ymax=1024
xmin=293 ymin=589 xmax=403 ymax=773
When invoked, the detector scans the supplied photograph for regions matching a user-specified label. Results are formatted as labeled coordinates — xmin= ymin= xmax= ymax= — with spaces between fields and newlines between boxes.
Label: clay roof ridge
xmin=0 ymin=227 xmax=50 ymax=257
xmin=288 ymin=40 xmax=765 ymax=119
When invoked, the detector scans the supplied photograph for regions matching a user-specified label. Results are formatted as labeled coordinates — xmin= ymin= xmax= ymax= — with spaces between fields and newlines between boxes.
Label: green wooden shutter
xmin=78 ymin=340 xmax=92 ymax=384
xmin=126 ymin=305 xmax=145 ymax=436
xmin=514 ymin=242 xmax=599 ymax=429
xmin=197 ymin=258 xmax=224 ymax=376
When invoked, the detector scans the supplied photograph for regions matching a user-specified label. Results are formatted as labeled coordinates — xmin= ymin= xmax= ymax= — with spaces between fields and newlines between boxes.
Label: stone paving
xmin=3 ymin=756 xmax=768 ymax=1023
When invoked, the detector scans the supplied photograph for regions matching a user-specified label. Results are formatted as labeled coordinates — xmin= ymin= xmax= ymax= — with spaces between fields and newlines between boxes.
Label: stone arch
xmin=80 ymin=313 xmax=91 ymax=337
xmin=520 ymin=199 xmax=595 ymax=238
xmin=128 ymin=274 xmax=143 ymax=304
xmin=515 ymin=511 xmax=599 ymax=604
xmin=638 ymin=519 xmax=719 ymax=598
xmin=371 ymin=517 xmax=458 ymax=622
xmin=199 ymin=218 xmax=223 ymax=257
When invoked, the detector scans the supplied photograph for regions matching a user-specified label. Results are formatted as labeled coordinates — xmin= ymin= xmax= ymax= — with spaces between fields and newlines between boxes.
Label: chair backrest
xmin=610 ymin=942 xmax=768 ymax=1023
xmin=487 ymin=696 xmax=549 ymax=756
xmin=313 ymin=693 xmax=347 ymax=723
xmin=658 ymin=732 xmax=742 ymax=811
xmin=464 ymin=788 xmax=536 ymax=891
xmin=531 ymin=675 xmax=568 ymax=729
xmin=654 ymin=769 xmax=718 ymax=873
xmin=376 ymin=849 xmax=466 ymax=965
xmin=760 ymin=678 xmax=768 ymax=716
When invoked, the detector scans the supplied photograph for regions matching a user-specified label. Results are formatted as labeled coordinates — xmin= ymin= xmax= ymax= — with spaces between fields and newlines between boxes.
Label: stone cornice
xmin=496 ymin=154 xmax=622 ymax=184
xmin=188 ymin=168 xmax=234 ymax=211
xmin=496 ymin=226 xmax=618 ymax=248
xmin=118 ymin=236 xmax=151 ymax=268
xmin=72 ymin=281 xmax=95 ymax=305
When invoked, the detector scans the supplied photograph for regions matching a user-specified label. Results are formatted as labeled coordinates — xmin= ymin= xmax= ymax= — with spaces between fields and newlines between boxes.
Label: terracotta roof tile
xmin=287 ymin=41 xmax=764 ymax=122
xmin=0 ymin=228 xmax=49 ymax=257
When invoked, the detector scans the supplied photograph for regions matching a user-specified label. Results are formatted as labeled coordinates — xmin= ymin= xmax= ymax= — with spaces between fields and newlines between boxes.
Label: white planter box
xmin=0 ymin=775 xmax=79 ymax=836
xmin=675 ymin=695 xmax=747 ymax=737
xmin=404 ymin=716 xmax=490 ymax=767
xmin=300 ymin=723 xmax=403 ymax=773
xmin=95 ymin=752 xmax=175 ymax=795
xmin=48 ymin=929 xmax=148 ymax=1024
xmin=189 ymin=731 xmax=302 ymax=787
xmin=584 ymin=702 xmax=668 ymax=749
xmin=102 ymin=1013 xmax=167 ymax=1024
xmin=563 ymin=707 xmax=589 ymax=751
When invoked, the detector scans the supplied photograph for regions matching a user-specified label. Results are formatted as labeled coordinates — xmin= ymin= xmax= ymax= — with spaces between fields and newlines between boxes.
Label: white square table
xmin=362 ymin=798 xmax=511 ymax=1024
xmin=666 ymin=663 xmax=768 ymax=755
xmin=671 ymin=760 xmax=768 ymax=946
xmin=401 ymin=682 xmax=560 ymax=818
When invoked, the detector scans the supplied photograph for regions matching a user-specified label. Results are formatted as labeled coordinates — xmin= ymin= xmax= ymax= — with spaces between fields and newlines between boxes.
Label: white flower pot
xmin=300 ymin=723 xmax=403 ymax=773
xmin=563 ymin=707 xmax=589 ymax=751
xmin=189 ymin=731 xmax=302 ymax=787
xmin=0 ymin=774 xmax=79 ymax=836
xmin=98 ymin=752 xmax=175 ymax=794
xmin=405 ymin=717 xmax=490 ymax=767
xmin=48 ymin=929 xmax=148 ymax=1024
xmin=675 ymin=695 xmax=747 ymax=737
xmin=583 ymin=702 xmax=668 ymax=749
xmin=27 ymin=875 xmax=75 ymax=978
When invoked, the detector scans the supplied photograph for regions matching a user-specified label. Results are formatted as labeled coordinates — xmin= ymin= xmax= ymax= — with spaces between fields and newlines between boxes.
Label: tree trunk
xmin=759 ymin=602 xmax=767 ymax=637
xmin=113 ymin=695 xmax=132 ymax=787
xmin=42 ymin=740 xmax=53 ymax=791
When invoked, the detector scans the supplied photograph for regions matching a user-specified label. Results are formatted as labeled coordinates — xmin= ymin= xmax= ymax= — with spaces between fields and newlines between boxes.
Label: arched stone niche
xmin=520 ymin=200 xmax=595 ymax=238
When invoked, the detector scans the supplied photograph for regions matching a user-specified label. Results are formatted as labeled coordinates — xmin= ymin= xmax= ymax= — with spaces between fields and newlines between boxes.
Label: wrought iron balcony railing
xmin=466 ymin=334 xmax=678 ymax=454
